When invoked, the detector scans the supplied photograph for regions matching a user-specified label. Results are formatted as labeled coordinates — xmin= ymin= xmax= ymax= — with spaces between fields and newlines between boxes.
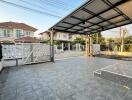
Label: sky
xmin=0 ymin=0 xmax=132 ymax=38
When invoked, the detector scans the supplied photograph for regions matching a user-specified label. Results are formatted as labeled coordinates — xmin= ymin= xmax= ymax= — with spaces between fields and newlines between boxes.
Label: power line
xmin=0 ymin=0 xmax=62 ymax=18
xmin=38 ymin=0 xmax=71 ymax=11
xmin=45 ymin=0 xmax=70 ymax=9
xmin=19 ymin=0 xmax=61 ymax=15
xmin=48 ymin=0 xmax=68 ymax=6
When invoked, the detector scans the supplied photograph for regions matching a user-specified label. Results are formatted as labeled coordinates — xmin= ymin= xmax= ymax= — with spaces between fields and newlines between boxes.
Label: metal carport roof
xmin=49 ymin=0 xmax=132 ymax=35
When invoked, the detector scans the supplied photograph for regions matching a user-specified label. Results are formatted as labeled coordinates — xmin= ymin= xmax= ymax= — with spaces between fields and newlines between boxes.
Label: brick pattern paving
xmin=0 ymin=57 xmax=132 ymax=100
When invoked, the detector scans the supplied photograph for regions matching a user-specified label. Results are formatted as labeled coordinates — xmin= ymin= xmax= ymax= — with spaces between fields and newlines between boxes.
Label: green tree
xmin=54 ymin=40 xmax=61 ymax=45
xmin=40 ymin=40 xmax=49 ymax=43
xmin=124 ymin=36 xmax=132 ymax=44
xmin=108 ymin=38 xmax=114 ymax=44
xmin=73 ymin=37 xmax=85 ymax=45
xmin=92 ymin=32 xmax=105 ymax=45
xmin=124 ymin=36 xmax=132 ymax=52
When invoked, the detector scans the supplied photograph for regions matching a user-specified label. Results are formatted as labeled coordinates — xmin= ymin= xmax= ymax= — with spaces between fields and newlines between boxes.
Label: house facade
xmin=39 ymin=31 xmax=71 ymax=52
xmin=39 ymin=31 xmax=71 ymax=41
xmin=39 ymin=31 xmax=85 ymax=52
xmin=0 ymin=22 xmax=37 ymax=43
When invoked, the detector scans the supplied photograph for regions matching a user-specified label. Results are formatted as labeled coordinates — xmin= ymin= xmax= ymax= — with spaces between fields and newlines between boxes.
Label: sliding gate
xmin=21 ymin=43 xmax=51 ymax=64
xmin=2 ymin=43 xmax=51 ymax=66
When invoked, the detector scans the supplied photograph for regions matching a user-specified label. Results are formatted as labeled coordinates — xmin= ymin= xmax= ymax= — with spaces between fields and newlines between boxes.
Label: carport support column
xmin=50 ymin=30 xmax=54 ymax=62
xmin=89 ymin=35 xmax=93 ymax=56
xmin=85 ymin=35 xmax=89 ymax=56
xmin=85 ymin=35 xmax=93 ymax=56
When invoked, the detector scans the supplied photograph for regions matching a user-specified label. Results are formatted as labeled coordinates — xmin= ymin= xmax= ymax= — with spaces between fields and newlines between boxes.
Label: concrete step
xmin=94 ymin=70 xmax=101 ymax=77
xmin=94 ymin=64 xmax=132 ymax=88
xmin=101 ymin=70 xmax=132 ymax=88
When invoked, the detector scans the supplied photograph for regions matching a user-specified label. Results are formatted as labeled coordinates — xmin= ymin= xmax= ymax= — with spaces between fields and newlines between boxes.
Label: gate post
xmin=0 ymin=43 xmax=3 ymax=71
xmin=30 ymin=43 xmax=33 ymax=62
xmin=50 ymin=29 xmax=54 ymax=62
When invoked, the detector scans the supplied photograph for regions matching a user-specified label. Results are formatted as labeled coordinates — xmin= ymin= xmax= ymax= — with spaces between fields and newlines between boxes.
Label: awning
xmin=49 ymin=0 xmax=132 ymax=35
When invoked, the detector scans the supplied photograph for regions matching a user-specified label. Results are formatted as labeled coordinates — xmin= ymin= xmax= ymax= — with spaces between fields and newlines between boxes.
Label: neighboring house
xmin=39 ymin=31 xmax=71 ymax=52
xmin=39 ymin=31 xmax=71 ymax=41
xmin=39 ymin=31 xmax=85 ymax=52
xmin=39 ymin=31 xmax=50 ymax=41
xmin=0 ymin=22 xmax=37 ymax=43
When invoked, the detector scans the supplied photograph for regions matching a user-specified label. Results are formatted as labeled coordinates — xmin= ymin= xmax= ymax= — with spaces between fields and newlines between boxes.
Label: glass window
xmin=3 ymin=30 xmax=6 ymax=37
xmin=28 ymin=32 xmax=30 ymax=36
xmin=63 ymin=34 xmax=67 ymax=38
xmin=26 ymin=31 xmax=31 ymax=36
xmin=0 ymin=33 xmax=3 ymax=37
xmin=2 ymin=29 xmax=11 ymax=37
xmin=16 ymin=30 xmax=21 ymax=38
xmin=7 ymin=30 xmax=10 ymax=37
xmin=0 ymin=30 xmax=4 ymax=37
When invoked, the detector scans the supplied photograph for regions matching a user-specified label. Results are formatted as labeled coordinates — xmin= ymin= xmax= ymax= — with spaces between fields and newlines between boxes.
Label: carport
xmin=48 ymin=0 xmax=132 ymax=61
xmin=1 ymin=1 xmax=132 ymax=100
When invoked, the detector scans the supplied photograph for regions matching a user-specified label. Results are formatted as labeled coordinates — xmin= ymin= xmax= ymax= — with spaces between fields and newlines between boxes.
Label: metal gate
xmin=21 ymin=43 xmax=51 ymax=64
xmin=2 ymin=43 xmax=51 ymax=66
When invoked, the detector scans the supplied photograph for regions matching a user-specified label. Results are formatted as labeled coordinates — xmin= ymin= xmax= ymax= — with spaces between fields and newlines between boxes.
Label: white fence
xmin=2 ymin=43 xmax=51 ymax=67
xmin=92 ymin=44 xmax=101 ymax=55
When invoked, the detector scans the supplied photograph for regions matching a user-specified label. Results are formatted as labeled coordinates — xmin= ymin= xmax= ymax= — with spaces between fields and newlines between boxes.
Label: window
xmin=63 ymin=34 xmax=67 ymax=38
xmin=7 ymin=30 xmax=10 ymax=37
xmin=3 ymin=29 xmax=10 ymax=37
xmin=16 ymin=30 xmax=21 ymax=38
xmin=26 ymin=31 xmax=31 ymax=36
xmin=0 ymin=33 xmax=3 ymax=37
xmin=3 ymin=30 xmax=6 ymax=37
xmin=0 ymin=30 xmax=4 ymax=37
xmin=69 ymin=34 xmax=72 ymax=39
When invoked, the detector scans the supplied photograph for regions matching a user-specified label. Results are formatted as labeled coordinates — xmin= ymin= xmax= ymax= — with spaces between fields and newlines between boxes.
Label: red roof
xmin=0 ymin=22 xmax=37 ymax=32
xmin=39 ymin=31 xmax=50 ymax=35
xmin=15 ymin=36 xmax=41 ymax=43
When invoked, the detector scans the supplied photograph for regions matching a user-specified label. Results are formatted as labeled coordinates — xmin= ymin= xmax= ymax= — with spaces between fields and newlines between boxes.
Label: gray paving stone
xmin=0 ymin=57 xmax=132 ymax=100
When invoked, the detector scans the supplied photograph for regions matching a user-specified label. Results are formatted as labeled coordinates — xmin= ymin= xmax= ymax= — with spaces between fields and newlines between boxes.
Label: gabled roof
xmin=39 ymin=31 xmax=49 ymax=35
xmin=49 ymin=0 xmax=132 ymax=35
xmin=15 ymin=36 xmax=40 ymax=43
xmin=0 ymin=22 xmax=37 ymax=32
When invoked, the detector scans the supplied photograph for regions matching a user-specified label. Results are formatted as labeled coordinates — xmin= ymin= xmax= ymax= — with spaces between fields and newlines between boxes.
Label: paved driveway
xmin=55 ymin=51 xmax=85 ymax=60
xmin=0 ymin=57 xmax=132 ymax=100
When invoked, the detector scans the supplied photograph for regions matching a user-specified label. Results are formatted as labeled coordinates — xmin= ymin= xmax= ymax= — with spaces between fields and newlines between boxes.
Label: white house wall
xmin=54 ymin=32 xmax=70 ymax=41
xmin=0 ymin=28 xmax=35 ymax=42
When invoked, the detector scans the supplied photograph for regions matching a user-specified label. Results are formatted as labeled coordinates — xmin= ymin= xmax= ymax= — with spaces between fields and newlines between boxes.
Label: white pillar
xmin=79 ymin=43 xmax=81 ymax=51
xmin=76 ymin=43 xmax=78 ymax=51
xmin=68 ymin=42 xmax=70 ymax=50
xmin=62 ymin=42 xmax=64 ymax=51
xmin=54 ymin=45 xmax=58 ymax=53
